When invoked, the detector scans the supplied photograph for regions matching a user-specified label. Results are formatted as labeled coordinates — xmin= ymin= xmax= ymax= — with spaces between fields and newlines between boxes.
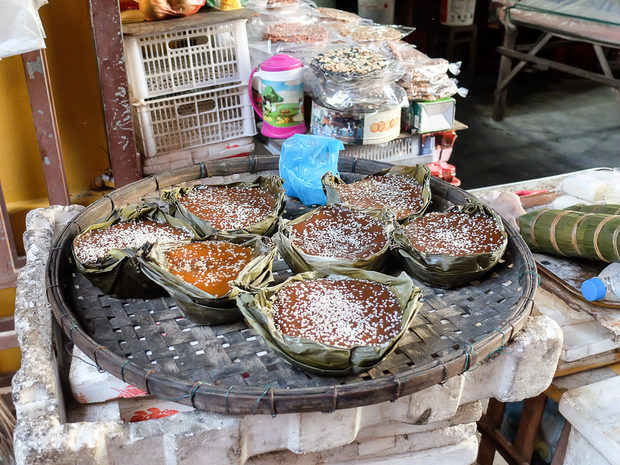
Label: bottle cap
xmin=581 ymin=277 xmax=607 ymax=301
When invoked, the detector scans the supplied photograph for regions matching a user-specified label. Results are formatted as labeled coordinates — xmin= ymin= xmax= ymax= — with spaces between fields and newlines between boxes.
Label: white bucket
xmin=357 ymin=0 xmax=395 ymax=25
xmin=439 ymin=0 xmax=476 ymax=26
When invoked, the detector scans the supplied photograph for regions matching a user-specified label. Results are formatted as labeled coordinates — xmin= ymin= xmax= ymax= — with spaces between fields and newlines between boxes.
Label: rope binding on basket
xmin=517 ymin=264 xmax=541 ymax=286
xmin=392 ymin=376 xmax=402 ymax=401
xmin=225 ymin=385 xmax=235 ymax=414
xmin=120 ymin=360 xmax=130 ymax=382
xmin=249 ymin=155 xmax=257 ymax=174
xmin=144 ymin=369 xmax=156 ymax=394
xmin=252 ymin=384 xmax=273 ymax=416
xmin=332 ymin=385 xmax=338 ymax=412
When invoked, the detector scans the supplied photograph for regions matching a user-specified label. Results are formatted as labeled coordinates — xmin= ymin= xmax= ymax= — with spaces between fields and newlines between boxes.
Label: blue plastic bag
xmin=279 ymin=134 xmax=344 ymax=206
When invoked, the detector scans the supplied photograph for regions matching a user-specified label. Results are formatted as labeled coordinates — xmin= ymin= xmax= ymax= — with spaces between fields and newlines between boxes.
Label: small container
xmin=309 ymin=101 xmax=401 ymax=145
xmin=248 ymin=54 xmax=307 ymax=139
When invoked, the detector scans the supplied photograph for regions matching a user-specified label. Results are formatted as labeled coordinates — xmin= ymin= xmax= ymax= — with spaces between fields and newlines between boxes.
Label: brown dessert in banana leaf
xmin=393 ymin=201 xmax=507 ymax=288
xmin=72 ymin=203 xmax=195 ymax=298
xmin=137 ymin=233 xmax=277 ymax=325
xmin=235 ymin=268 xmax=422 ymax=375
xmin=161 ymin=176 xmax=285 ymax=237
xmin=274 ymin=204 xmax=396 ymax=273
xmin=323 ymin=164 xmax=431 ymax=222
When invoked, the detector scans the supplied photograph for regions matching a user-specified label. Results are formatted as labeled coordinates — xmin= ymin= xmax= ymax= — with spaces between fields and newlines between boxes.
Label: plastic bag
xmin=139 ymin=0 xmax=206 ymax=20
xmin=401 ymin=76 xmax=466 ymax=101
xmin=305 ymin=75 xmax=407 ymax=112
xmin=0 ymin=0 xmax=47 ymax=59
xmin=205 ymin=0 xmax=247 ymax=10
xmin=279 ymin=134 xmax=343 ymax=206
xmin=557 ymin=170 xmax=620 ymax=203
xmin=345 ymin=23 xmax=415 ymax=42
xmin=309 ymin=45 xmax=405 ymax=91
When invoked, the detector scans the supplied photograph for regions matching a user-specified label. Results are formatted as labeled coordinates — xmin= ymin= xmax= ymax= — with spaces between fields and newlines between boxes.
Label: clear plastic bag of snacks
xmin=305 ymin=74 xmax=407 ymax=112
xmin=308 ymin=45 xmax=405 ymax=88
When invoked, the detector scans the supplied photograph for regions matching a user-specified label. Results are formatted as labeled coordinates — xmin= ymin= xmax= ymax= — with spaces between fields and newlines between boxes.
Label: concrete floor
xmin=454 ymin=73 xmax=620 ymax=189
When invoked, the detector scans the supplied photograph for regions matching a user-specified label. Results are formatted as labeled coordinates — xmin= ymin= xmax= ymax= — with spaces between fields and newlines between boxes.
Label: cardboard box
xmin=403 ymin=98 xmax=456 ymax=134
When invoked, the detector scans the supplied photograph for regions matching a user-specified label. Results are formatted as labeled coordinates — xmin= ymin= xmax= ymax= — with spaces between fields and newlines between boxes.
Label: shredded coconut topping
xmin=164 ymin=241 xmax=254 ymax=297
xmin=180 ymin=186 xmax=276 ymax=231
xmin=272 ymin=278 xmax=402 ymax=348
xmin=404 ymin=212 xmax=504 ymax=256
xmin=335 ymin=174 xmax=424 ymax=220
xmin=290 ymin=204 xmax=388 ymax=259
xmin=73 ymin=219 xmax=191 ymax=264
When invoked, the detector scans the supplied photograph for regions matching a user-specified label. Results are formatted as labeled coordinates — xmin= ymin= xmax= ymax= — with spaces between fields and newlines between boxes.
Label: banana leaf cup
xmin=392 ymin=200 xmax=508 ymax=289
xmin=72 ymin=203 xmax=197 ymax=299
xmin=234 ymin=268 xmax=423 ymax=375
xmin=273 ymin=204 xmax=397 ymax=274
xmin=136 ymin=233 xmax=277 ymax=325
xmin=161 ymin=175 xmax=286 ymax=238
xmin=322 ymin=164 xmax=432 ymax=223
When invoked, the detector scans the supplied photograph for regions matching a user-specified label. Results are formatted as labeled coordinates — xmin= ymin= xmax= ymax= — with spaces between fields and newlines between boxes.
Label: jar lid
xmin=261 ymin=54 xmax=303 ymax=72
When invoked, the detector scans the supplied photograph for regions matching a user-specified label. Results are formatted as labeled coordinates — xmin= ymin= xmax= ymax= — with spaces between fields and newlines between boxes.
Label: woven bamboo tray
xmin=47 ymin=156 xmax=537 ymax=415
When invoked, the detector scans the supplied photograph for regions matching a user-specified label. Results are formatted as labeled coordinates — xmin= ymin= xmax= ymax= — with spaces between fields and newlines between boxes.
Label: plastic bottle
xmin=581 ymin=263 xmax=620 ymax=302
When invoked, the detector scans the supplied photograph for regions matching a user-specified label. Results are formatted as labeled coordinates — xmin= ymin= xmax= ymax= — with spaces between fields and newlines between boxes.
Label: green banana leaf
xmin=564 ymin=204 xmax=620 ymax=215
xmin=273 ymin=205 xmax=397 ymax=274
xmin=72 ymin=203 xmax=197 ymax=299
xmin=160 ymin=175 xmax=286 ymax=238
xmin=136 ymin=233 xmax=278 ymax=325
xmin=519 ymin=208 xmax=620 ymax=263
xmin=393 ymin=200 xmax=508 ymax=289
xmin=234 ymin=268 xmax=423 ymax=375
xmin=322 ymin=164 xmax=432 ymax=222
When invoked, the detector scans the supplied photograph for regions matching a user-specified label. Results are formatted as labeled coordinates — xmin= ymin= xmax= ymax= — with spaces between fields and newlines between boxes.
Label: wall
xmin=0 ymin=0 xmax=111 ymax=373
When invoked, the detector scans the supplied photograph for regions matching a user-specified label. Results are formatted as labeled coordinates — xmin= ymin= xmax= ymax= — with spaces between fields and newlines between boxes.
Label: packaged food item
xmin=309 ymin=101 xmax=402 ymax=145
xmin=235 ymin=268 xmax=422 ymax=375
xmin=393 ymin=201 xmax=508 ymax=288
xmin=348 ymin=24 xmax=413 ymax=42
xmin=518 ymin=209 xmax=620 ymax=263
xmin=205 ymin=0 xmax=247 ymax=10
xmin=139 ymin=0 xmax=205 ymax=20
xmin=263 ymin=22 xmax=328 ymax=44
xmin=318 ymin=7 xmax=364 ymax=23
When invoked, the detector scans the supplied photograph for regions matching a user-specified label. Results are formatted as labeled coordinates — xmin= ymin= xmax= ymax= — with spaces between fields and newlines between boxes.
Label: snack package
xmin=279 ymin=134 xmax=343 ymax=206
xmin=308 ymin=45 xmax=405 ymax=89
xmin=205 ymin=0 xmax=247 ymax=10
xmin=139 ymin=0 xmax=206 ymax=20
xmin=306 ymin=79 xmax=407 ymax=113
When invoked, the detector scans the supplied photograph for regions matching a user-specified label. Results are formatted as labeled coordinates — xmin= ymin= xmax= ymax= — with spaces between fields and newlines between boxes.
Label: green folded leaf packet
xmin=161 ymin=175 xmax=286 ymax=238
xmin=72 ymin=203 xmax=197 ymax=299
xmin=135 ymin=233 xmax=277 ymax=325
xmin=518 ymin=208 xmax=620 ymax=263
xmin=234 ymin=268 xmax=423 ymax=375
xmin=393 ymin=200 xmax=508 ymax=289
xmin=322 ymin=164 xmax=431 ymax=223
xmin=563 ymin=203 xmax=620 ymax=216
xmin=273 ymin=203 xmax=397 ymax=274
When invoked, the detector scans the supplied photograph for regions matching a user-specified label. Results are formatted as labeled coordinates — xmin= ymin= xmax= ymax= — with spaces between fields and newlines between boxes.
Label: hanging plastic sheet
xmin=0 ymin=0 xmax=47 ymax=59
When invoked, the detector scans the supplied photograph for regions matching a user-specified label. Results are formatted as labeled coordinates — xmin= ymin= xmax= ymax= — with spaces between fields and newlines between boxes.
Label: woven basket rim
xmin=46 ymin=155 xmax=536 ymax=415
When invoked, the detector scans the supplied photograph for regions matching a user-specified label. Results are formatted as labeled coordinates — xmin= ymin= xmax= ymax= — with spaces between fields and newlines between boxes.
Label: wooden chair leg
xmin=550 ymin=421 xmax=571 ymax=465
xmin=513 ymin=393 xmax=547 ymax=462
xmin=492 ymin=27 xmax=517 ymax=121
xmin=477 ymin=398 xmax=506 ymax=465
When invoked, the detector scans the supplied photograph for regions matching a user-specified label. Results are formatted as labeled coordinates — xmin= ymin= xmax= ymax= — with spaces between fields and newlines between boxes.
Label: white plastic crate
xmin=134 ymin=84 xmax=256 ymax=157
xmin=264 ymin=132 xmax=434 ymax=165
xmin=125 ymin=20 xmax=251 ymax=100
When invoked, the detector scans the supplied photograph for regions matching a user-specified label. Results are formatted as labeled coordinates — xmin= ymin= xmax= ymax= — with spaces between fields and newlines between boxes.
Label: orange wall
xmin=0 ymin=0 xmax=111 ymax=373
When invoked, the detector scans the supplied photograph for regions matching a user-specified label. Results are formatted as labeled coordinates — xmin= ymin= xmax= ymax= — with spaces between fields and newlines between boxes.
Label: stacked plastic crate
xmin=124 ymin=16 xmax=256 ymax=175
